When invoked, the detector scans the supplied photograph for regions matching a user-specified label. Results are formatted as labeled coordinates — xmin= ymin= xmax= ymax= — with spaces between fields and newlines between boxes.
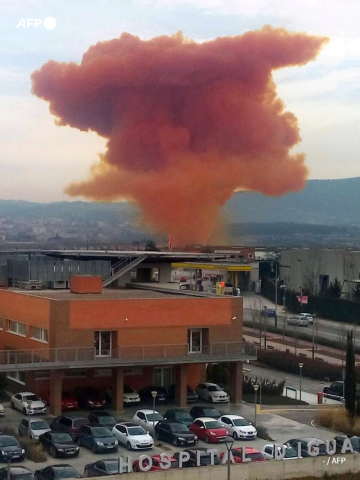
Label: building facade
xmin=0 ymin=276 xmax=254 ymax=415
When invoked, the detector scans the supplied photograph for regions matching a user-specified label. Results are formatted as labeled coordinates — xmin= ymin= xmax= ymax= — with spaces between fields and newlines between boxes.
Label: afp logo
xmin=16 ymin=17 xmax=57 ymax=29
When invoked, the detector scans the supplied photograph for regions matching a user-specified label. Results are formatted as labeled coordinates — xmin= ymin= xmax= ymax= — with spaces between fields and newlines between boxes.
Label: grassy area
xmin=316 ymin=408 xmax=360 ymax=435
xmin=243 ymin=393 xmax=308 ymax=405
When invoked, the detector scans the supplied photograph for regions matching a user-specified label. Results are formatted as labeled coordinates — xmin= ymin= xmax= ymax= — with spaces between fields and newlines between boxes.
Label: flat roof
xmin=7 ymin=287 xmax=198 ymax=301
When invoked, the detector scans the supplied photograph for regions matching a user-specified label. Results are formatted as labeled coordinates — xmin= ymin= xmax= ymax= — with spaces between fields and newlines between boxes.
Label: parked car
xmin=50 ymin=414 xmax=90 ymax=441
xmin=132 ymin=455 xmax=178 ymax=472
xmin=38 ymin=432 xmax=79 ymax=458
xmin=123 ymin=386 xmax=140 ymax=406
xmin=299 ymin=313 xmax=314 ymax=324
xmin=0 ymin=436 xmax=25 ymax=462
xmin=34 ymin=465 xmax=80 ymax=480
xmin=196 ymin=383 xmax=230 ymax=403
xmin=261 ymin=308 xmax=276 ymax=317
xmin=18 ymin=418 xmax=51 ymax=440
xmin=173 ymin=448 xmax=220 ymax=467
xmin=132 ymin=410 xmax=163 ymax=434
xmin=0 ymin=467 xmax=33 ymax=480
xmin=190 ymin=406 xmax=221 ymax=420
xmin=334 ymin=435 xmax=360 ymax=453
xmin=155 ymin=420 xmax=198 ymax=447
xmin=139 ymin=386 xmax=168 ymax=405
xmin=88 ymin=412 xmax=118 ymax=429
xmin=189 ymin=417 xmax=228 ymax=443
xmin=287 ymin=316 xmax=309 ymax=327
xmin=286 ymin=437 xmax=327 ymax=457
xmin=84 ymin=459 xmax=129 ymax=477
xmin=75 ymin=388 xmax=106 ymax=409
xmin=323 ymin=381 xmax=345 ymax=400
xmin=112 ymin=422 xmax=154 ymax=451
xmin=219 ymin=415 xmax=257 ymax=440
xmin=10 ymin=393 xmax=46 ymax=415
xmin=163 ymin=409 xmax=194 ymax=426
xmin=167 ymin=385 xmax=198 ymax=403
xmin=79 ymin=426 xmax=118 ymax=454
xmin=221 ymin=447 xmax=266 ymax=463
xmin=261 ymin=444 xmax=298 ymax=460
xmin=0 ymin=405 xmax=4 ymax=417
xmin=61 ymin=392 xmax=78 ymax=411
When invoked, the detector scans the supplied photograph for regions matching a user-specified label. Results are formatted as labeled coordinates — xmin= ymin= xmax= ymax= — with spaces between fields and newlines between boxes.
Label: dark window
xmin=96 ymin=462 xmax=105 ymax=470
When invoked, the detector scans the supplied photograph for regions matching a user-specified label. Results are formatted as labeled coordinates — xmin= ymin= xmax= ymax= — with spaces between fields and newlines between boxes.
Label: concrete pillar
xmin=174 ymin=364 xmax=188 ymax=407
xmin=158 ymin=264 xmax=172 ymax=283
xmin=229 ymin=362 xmax=243 ymax=404
xmin=112 ymin=366 xmax=124 ymax=412
xmin=49 ymin=370 xmax=63 ymax=416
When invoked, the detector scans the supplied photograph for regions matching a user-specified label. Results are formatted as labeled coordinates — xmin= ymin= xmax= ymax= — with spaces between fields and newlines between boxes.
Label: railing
xmin=0 ymin=342 xmax=256 ymax=371
xmin=102 ymin=254 xmax=148 ymax=286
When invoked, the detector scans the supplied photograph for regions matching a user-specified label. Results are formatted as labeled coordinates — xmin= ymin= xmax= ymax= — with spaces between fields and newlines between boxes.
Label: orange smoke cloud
xmin=31 ymin=26 xmax=328 ymax=245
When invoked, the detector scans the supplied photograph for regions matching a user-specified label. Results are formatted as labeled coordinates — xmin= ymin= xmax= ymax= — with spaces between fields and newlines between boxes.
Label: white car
xmin=287 ymin=316 xmax=309 ymax=327
xmin=123 ymin=385 xmax=140 ymax=406
xmin=299 ymin=313 xmax=314 ymax=324
xmin=219 ymin=415 xmax=257 ymax=440
xmin=196 ymin=383 xmax=230 ymax=403
xmin=0 ymin=404 xmax=4 ymax=416
xmin=112 ymin=422 xmax=154 ymax=450
xmin=10 ymin=392 xmax=47 ymax=415
xmin=18 ymin=417 xmax=51 ymax=440
xmin=132 ymin=409 xmax=163 ymax=434
xmin=262 ymin=444 xmax=299 ymax=460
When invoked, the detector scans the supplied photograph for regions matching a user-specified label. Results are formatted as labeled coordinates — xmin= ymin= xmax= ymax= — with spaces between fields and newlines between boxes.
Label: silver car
xmin=18 ymin=418 xmax=51 ymax=440
xmin=287 ymin=316 xmax=309 ymax=327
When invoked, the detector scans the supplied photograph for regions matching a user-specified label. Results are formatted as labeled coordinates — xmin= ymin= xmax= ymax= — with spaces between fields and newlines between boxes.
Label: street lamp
xmin=253 ymin=384 xmax=259 ymax=427
xmin=297 ymin=259 xmax=303 ymax=307
xmin=263 ymin=306 xmax=267 ymax=350
xmin=27 ymin=400 xmax=33 ymax=438
xmin=224 ymin=436 xmax=234 ymax=480
xmin=299 ymin=363 xmax=304 ymax=402
xmin=151 ymin=391 xmax=157 ymax=437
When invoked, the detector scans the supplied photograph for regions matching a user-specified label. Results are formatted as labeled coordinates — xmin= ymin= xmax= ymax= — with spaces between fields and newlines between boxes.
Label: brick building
xmin=0 ymin=275 xmax=255 ymax=415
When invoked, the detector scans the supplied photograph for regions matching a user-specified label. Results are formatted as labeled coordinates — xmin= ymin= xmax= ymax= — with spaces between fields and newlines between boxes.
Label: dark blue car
xmin=0 ymin=436 xmax=25 ymax=462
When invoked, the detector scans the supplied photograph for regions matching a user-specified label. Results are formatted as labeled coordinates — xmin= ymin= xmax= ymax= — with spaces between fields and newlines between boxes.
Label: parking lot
xmin=0 ymin=398 xmax=338 ymax=475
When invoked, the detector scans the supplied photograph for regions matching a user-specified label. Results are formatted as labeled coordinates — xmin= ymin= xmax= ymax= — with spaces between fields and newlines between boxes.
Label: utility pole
xmin=297 ymin=259 xmax=303 ymax=308
xmin=275 ymin=261 xmax=278 ymax=329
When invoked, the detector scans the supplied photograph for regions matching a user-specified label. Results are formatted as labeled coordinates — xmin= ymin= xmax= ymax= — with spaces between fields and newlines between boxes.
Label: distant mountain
xmin=225 ymin=177 xmax=360 ymax=225
xmin=0 ymin=176 xmax=359 ymax=227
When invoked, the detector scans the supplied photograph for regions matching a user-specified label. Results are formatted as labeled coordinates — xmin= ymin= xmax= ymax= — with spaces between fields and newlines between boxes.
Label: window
xmin=93 ymin=369 xmax=112 ymax=377
xmin=31 ymin=326 xmax=48 ymax=343
xmin=0 ymin=318 xmax=3 ymax=330
xmin=7 ymin=370 xmax=25 ymax=384
xmin=94 ymin=331 xmax=112 ymax=356
xmin=34 ymin=371 xmax=50 ymax=380
xmin=153 ymin=367 xmax=172 ymax=387
xmin=64 ymin=369 xmax=86 ymax=378
xmin=7 ymin=320 xmax=26 ymax=337
xmin=188 ymin=329 xmax=202 ymax=353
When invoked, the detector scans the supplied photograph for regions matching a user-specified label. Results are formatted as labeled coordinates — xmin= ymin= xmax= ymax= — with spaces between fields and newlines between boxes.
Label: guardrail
xmin=0 ymin=342 xmax=257 ymax=371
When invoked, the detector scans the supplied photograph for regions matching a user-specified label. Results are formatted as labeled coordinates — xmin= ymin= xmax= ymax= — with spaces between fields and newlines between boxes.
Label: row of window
xmin=5 ymin=319 xmax=48 ymax=343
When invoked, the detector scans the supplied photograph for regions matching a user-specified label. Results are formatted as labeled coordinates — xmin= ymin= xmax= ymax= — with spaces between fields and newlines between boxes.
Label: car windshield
xmin=92 ymin=428 xmax=112 ymax=438
xmin=284 ymin=447 xmax=297 ymax=458
xmin=171 ymin=424 xmax=189 ymax=433
xmin=247 ymin=452 xmax=264 ymax=460
xmin=175 ymin=412 xmax=192 ymax=420
xmin=73 ymin=419 xmax=89 ymax=427
xmin=124 ymin=386 xmax=135 ymax=394
xmin=31 ymin=421 xmax=49 ymax=430
xmin=207 ymin=386 xmax=222 ymax=392
xmin=0 ymin=438 xmax=18 ymax=447
xmin=53 ymin=433 xmax=72 ymax=443
xmin=146 ymin=413 xmax=163 ymax=421
xmin=24 ymin=395 xmax=38 ymax=402
xmin=105 ymin=463 xmax=119 ymax=473
xmin=204 ymin=421 xmax=222 ymax=429
xmin=98 ymin=417 xmax=116 ymax=426
xmin=54 ymin=467 xmax=79 ymax=478
xmin=232 ymin=418 xmax=250 ymax=427
xmin=14 ymin=474 xmax=33 ymax=480
xmin=203 ymin=409 xmax=220 ymax=416
xmin=128 ymin=427 xmax=146 ymax=436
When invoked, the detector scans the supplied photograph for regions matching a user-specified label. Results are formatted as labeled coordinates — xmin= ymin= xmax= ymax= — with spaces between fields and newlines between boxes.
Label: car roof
xmin=91 ymin=411 xmax=113 ymax=416
xmin=29 ymin=417 xmax=47 ymax=422
xmin=5 ymin=468 xmax=33 ymax=474
xmin=117 ymin=422 xmax=139 ymax=428
xmin=194 ymin=417 xmax=220 ymax=422
xmin=234 ymin=447 xmax=260 ymax=453
xmin=49 ymin=465 xmax=77 ymax=470
xmin=0 ymin=435 xmax=18 ymax=440
xmin=167 ymin=408 xmax=188 ymax=412
xmin=136 ymin=409 xmax=159 ymax=414
xmin=203 ymin=383 xmax=218 ymax=386
xmin=62 ymin=413 xmax=87 ymax=419
xmin=220 ymin=415 xmax=244 ymax=420
xmin=16 ymin=392 xmax=35 ymax=396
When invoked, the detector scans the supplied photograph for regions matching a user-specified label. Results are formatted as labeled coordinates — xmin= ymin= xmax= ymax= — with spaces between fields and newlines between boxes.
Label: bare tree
xmin=247 ymin=296 xmax=263 ymax=347
xmin=302 ymin=249 xmax=324 ymax=295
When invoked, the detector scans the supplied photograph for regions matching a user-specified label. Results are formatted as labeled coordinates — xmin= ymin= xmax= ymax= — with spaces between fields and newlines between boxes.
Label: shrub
xmin=243 ymin=376 xmax=285 ymax=395
xmin=315 ymin=408 xmax=360 ymax=435
xmin=18 ymin=437 xmax=47 ymax=463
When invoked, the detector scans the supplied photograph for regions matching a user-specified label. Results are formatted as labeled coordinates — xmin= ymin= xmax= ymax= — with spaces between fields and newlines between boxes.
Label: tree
xmin=352 ymin=276 xmax=360 ymax=302
xmin=327 ymin=277 xmax=342 ymax=298
xmin=345 ymin=330 xmax=356 ymax=417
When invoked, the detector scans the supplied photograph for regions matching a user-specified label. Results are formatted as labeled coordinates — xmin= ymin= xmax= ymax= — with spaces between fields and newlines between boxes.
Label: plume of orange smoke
xmin=31 ymin=26 xmax=329 ymax=246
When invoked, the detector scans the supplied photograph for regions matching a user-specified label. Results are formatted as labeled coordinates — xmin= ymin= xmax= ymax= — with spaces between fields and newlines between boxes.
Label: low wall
xmin=111 ymin=455 xmax=360 ymax=480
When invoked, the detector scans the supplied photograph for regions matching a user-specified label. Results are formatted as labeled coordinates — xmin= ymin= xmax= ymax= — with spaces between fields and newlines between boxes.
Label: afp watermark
xmin=16 ymin=17 xmax=57 ymax=29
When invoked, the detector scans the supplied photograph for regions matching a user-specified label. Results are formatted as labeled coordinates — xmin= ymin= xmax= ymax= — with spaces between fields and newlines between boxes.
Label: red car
xmin=61 ymin=392 xmax=78 ymax=411
xmin=220 ymin=447 xmax=266 ymax=463
xmin=132 ymin=455 xmax=178 ymax=472
xmin=189 ymin=417 xmax=228 ymax=444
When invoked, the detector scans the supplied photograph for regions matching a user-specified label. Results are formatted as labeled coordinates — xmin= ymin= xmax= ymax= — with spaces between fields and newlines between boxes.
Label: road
xmin=244 ymin=308 xmax=358 ymax=348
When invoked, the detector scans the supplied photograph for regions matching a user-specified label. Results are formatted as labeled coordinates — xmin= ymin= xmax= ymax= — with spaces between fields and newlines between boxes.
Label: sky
xmin=1 ymin=0 xmax=359 ymax=203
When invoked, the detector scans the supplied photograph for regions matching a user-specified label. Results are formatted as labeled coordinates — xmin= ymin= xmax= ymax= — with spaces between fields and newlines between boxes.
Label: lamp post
xmin=224 ymin=436 xmax=234 ymax=480
xmin=263 ymin=306 xmax=267 ymax=350
xmin=27 ymin=400 xmax=33 ymax=438
xmin=275 ymin=261 xmax=278 ymax=329
xmin=297 ymin=259 xmax=303 ymax=307
xmin=151 ymin=391 xmax=157 ymax=437
xmin=299 ymin=363 xmax=303 ymax=402
xmin=254 ymin=384 xmax=259 ymax=427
